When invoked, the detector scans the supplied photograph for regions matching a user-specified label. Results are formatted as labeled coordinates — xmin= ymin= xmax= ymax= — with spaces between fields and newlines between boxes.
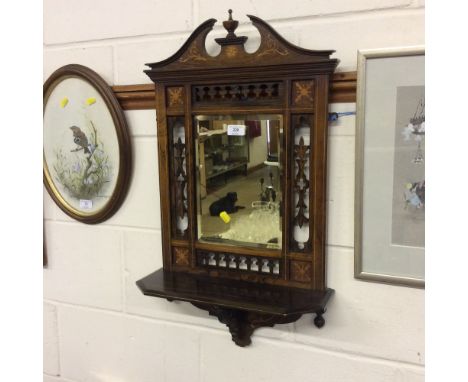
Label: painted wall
xmin=43 ymin=1 xmax=425 ymax=381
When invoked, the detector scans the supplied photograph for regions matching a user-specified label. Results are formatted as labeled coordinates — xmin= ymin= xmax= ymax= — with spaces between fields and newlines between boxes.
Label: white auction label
xmin=227 ymin=124 xmax=246 ymax=136
xmin=80 ymin=199 xmax=93 ymax=210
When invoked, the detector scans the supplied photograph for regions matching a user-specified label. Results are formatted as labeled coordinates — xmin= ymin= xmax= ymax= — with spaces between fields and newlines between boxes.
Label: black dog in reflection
xmin=209 ymin=192 xmax=244 ymax=216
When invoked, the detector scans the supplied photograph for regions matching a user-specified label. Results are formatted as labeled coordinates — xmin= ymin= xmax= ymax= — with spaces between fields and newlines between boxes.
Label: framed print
xmin=355 ymin=46 xmax=425 ymax=287
xmin=43 ymin=64 xmax=132 ymax=224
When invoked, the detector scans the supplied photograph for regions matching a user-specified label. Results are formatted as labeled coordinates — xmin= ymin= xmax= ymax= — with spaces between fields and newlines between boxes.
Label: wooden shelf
xmin=137 ymin=269 xmax=334 ymax=346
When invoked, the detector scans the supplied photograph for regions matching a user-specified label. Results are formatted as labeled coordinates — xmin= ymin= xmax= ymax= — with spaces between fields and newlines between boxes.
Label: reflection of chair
xmin=259 ymin=173 xmax=277 ymax=203
xmin=262 ymin=160 xmax=280 ymax=207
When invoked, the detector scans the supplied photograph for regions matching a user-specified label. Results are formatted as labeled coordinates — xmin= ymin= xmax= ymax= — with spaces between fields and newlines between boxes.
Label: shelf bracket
xmin=192 ymin=302 xmax=304 ymax=346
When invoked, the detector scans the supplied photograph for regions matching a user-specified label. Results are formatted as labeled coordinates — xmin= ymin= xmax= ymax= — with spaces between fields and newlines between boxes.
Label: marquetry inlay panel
xmin=290 ymin=260 xmax=313 ymax=283
xmin=291 ymin=80 xmax=314 ymax=107
xmin=173 ymin=246 xmax=190 ymax=266
xmin=166 ymin=86 xmax=185 ymax=108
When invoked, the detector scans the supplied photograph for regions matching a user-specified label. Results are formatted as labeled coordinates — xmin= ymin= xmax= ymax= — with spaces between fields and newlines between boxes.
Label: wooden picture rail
xmin=112 ymin=71 xmax=357 ymax=110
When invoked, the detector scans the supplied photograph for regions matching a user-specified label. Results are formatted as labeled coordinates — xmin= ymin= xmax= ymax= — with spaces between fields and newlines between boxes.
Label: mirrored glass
xmin=195 ymin=114 xmax=283 ymax=249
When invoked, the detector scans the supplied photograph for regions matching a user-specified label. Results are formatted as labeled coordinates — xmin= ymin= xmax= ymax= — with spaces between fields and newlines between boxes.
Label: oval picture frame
xmin=43 ymin=64 xmax=131 ymax=224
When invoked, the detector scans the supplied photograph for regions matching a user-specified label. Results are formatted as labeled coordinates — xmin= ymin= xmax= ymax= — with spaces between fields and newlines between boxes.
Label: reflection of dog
xmin=209 ymin=192 xmax=244 ymax=216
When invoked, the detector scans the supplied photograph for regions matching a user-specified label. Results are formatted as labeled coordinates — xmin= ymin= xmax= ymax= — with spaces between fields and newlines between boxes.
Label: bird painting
xmin=69 ymin=126 xmax=90 ymax=153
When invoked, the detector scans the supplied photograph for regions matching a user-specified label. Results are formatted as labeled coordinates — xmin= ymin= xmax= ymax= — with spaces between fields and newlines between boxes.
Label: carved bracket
xmin=193 ymin=303 xmax=305 ymax=347
xmin=191 ymin=303 xmax=327 ymax=346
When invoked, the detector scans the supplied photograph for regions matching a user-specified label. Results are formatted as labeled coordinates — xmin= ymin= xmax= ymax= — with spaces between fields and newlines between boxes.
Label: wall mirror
xmin=136 ymin=10 xmax=339 ymax=347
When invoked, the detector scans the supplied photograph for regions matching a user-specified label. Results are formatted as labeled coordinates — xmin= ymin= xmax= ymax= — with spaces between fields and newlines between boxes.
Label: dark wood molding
xmin=112 ymin=84 xmax=157 ymax=110
xmin=329 ymin=71 xmax=357 ymax=103
xmin=112 ymin=71 xmax=356 ymax=110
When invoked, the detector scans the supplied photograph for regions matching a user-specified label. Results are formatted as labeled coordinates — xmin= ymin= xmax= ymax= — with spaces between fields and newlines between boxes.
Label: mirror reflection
xmin=195 ymin=114 xmax=283 ymax=249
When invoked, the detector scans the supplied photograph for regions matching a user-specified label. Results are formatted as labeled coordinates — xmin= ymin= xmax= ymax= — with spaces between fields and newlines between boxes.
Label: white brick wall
xmin=43 ymin=1 xmax=425 ymax=381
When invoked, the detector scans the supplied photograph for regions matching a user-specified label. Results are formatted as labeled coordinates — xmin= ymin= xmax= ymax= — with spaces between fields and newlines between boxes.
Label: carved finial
xmin=223 ymin=9 xmax=238 ymax=38
xmin=215 ymin=9 xmax=248 ymax=47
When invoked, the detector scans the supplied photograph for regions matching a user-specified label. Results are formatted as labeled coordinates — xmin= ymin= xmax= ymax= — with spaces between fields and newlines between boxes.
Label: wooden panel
xmin=173 ymin=246 xmax=190 ymax=267
xmin=184 ymin=83 xmax=196 ymax=269
xmin=154 ymin=84 xmax=172 ymax=270
xmin=111 ymin=71 xmax=357 ymax=110
xmin=311 ymin=75 xmax=330 ymax=290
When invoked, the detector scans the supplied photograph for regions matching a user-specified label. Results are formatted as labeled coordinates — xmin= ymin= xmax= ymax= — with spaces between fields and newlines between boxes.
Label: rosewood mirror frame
xmin=137 ymin=11 xmax=339 ymax=347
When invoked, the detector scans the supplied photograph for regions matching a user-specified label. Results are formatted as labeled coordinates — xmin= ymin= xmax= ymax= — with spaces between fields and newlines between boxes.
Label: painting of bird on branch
xmin=53 ymin=117 xmax=111 ymax=201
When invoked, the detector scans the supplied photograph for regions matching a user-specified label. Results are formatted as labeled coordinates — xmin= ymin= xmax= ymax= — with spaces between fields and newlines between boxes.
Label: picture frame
xmin=354 ymin=46 xmax=425 ymax=288
xmin=43 ymin=64 xmax=132 ymax=224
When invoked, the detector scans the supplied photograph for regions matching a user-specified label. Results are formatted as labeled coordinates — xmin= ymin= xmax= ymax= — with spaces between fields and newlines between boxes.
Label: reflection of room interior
xmin=195 ymin=116 xmax=282 ymax=249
